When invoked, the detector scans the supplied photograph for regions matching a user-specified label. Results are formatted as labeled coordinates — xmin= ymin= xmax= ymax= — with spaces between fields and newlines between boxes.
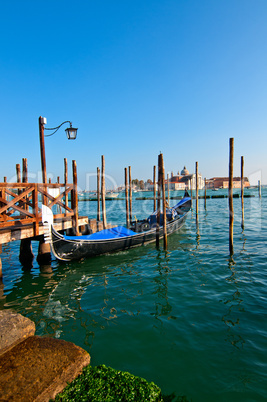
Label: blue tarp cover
xmin=64 ymin=226 xmax=136 ymax=241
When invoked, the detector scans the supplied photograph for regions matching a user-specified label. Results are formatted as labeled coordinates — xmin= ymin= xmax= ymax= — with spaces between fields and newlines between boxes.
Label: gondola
xmin=42 ymin=192 xmax=191 ymax=261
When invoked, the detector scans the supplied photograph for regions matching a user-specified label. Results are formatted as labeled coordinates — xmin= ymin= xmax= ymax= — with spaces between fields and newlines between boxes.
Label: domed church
xmin=169 ymin=166 xmax=204 ymax=190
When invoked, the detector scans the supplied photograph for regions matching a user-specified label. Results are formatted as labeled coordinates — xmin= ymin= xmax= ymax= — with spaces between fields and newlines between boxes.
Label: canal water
xmin=1 ymin=189 xmax=266 ymax=401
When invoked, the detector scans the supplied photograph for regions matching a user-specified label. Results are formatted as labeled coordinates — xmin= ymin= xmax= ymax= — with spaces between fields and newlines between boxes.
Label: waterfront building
xmin=169 ymin=166 xmax=204 ymax=190
xmin=206 ymin=177 xmax=250 ymax=189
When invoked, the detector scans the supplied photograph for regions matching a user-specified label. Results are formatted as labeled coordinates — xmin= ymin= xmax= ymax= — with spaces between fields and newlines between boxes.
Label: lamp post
xmin=38 ymin=116 xmax=78 ymax=185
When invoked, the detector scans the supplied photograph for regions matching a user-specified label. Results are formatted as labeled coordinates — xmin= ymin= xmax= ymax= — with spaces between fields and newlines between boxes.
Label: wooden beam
xmin=229 ymin=138 xmax=234 ymax=255
xmin=0 ymin=217 xmax=89 ymax=244
xmin=101 ymin=155 xmax=107 ymax=229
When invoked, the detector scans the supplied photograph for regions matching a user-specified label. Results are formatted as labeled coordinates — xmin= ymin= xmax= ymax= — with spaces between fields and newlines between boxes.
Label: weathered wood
xmin=128 ymin=166 xmax=132 ymax=222
xmin=0 ymin=187 xmax=36 ymax=216
xmin=16 ymin=164 xmax=21 ymax=183
xmin=258 ymin=180 xmax=261 ymax=198
xmin=204 ymin=177 xmax=207 ymax=210
xmin=156 ymin=155 xmax=161 ymax=248
xmin=72 ymin=160 xmax=80 ymax=235
xmin=97 ymin=167 xmax=100 ymax=222
xmin=160 ymin=154 xmax=167 ymax=250
xmin=0 ymin=217 xmax=89 ymax=245
xmin=167 ymin=173 xmax=170 ymax=205
xmin=33 ymin=184 xmax=39 ymax=236
xmin=229 ymin=138 xmax=234 ymax=254
xmin=101 ymin=155 xmax=107 ymax=229
xmin=241 ymin=156 xmax=244 ymax=230
xmin=64 ymin=158 xmax=68 ymax=210
xmin=39 ymin=116 xmax=47 ymax=185
xmin=125 ymin=167 xmax=129 ymax=228
xmin=19 ymin=238 xmax=34 ymax=267
xmin=153 ymin=165 xmax=156 ymax=211
xmin=195 ymin=161 xmax=198 ymax=216
xmin=22 ymin=158 xmax=28 ymax=184
xmin=37 ymin=236 xmax=51 ymax=265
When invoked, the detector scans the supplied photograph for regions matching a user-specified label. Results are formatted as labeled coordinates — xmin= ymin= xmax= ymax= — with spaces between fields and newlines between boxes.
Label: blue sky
xmin=1 ymin=0 xmax=267 ymax=189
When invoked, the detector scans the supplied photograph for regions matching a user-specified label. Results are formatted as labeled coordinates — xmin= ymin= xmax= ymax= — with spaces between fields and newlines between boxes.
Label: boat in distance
xmin=42 ymin=192 xmax=191 ymax=261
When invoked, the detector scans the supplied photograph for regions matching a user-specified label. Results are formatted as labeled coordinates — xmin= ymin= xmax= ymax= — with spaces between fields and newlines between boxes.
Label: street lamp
xmin=39 ymin=116 xmax=78 ymax=184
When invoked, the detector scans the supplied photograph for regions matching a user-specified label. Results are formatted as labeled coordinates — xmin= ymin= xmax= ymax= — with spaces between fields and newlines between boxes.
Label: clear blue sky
xmin=1 ymin=0 xmax=267 ymax=189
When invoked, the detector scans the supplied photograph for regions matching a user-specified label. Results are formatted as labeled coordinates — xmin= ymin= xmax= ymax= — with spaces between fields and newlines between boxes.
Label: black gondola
xmin=42 ymin=192 xmax=191 ymax=261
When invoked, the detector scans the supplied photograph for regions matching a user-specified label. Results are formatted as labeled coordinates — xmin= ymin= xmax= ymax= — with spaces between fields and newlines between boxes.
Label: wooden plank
xmin=0 ymin=187 xmax=35 ymax=214
xmin=38 ymin=187 xmax=73 ymax=212
xmin=0 ymin=217 xmax=89 ymax=244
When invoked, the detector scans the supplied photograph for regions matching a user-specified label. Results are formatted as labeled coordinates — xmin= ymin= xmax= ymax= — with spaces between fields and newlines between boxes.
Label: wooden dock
xmin=0 ymin=181 xmax=107 ymax=275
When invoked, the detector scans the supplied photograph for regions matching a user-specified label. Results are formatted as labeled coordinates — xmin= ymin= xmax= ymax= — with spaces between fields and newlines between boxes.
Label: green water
xmin=1 ymin=188 xmax=266 ymax=401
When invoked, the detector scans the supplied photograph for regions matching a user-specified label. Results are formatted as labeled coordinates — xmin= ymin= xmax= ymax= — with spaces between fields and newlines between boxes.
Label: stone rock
xmin=0 ymin=310 xmax=35 ymax=356
xmin=0 ymin=335 xmax=91 ymax=401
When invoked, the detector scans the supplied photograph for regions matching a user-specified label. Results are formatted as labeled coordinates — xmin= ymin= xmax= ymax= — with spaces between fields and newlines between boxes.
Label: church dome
xmin=181 ymin=166 xmax=189 ymax=176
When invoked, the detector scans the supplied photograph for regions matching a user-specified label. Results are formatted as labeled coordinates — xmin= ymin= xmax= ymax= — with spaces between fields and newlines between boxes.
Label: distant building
xmin=206 ymin=177 xmax=250 ymax=189
xmin=168 ymin=166 xmax=204 ymax=190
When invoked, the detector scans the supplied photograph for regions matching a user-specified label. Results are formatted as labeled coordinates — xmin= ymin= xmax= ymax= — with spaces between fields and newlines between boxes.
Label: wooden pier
xmin=0 ymin=180 xmax=106 ymax=274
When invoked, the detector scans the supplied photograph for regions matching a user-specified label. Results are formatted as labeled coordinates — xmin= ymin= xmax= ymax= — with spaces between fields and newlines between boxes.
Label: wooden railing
xmin=0 ymin=182 xmax=79 ymax=237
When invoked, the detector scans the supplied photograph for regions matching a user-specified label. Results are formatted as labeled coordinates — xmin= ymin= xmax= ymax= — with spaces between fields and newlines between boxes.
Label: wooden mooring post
xmin=72 ymin=160 xmax=80 ymax=236
xmin=128 ymin=166 xmax=132 ymax=222
xmin=167 ymin=173 xmax=170 ymax=205
xmin=258 ymin=180 xmax=261 ymax=198
xmin=204 ymin=177 xmax=207 ymax=210
xmin=125 ymin=167 xmax=130 ymax=228
xmin=195 ymin=161 xmax=199 ymax=216
xmin=153 ymin=165 xmax=156 ymax=211
xmin=20 ymin=158 xmax=34 ymax=267
xmin=229 ymin=138 xmax=234 ymax=255
xmin=156 ymin=156 xmax=161 ymax=248
xmin=97 ymin=167 xmax=100 ymax=222
xmin=241 ymin=156 xmax=244 ymax=230
xmin=64 ymin=158 xmax=68 ymax=210
xmin=160 ymin=154 xmax=167 ymax=250
xmin=0 ymin=246 xmax=2 ymax=279
xmin=101 ymin=155 xmax=107 ymax=229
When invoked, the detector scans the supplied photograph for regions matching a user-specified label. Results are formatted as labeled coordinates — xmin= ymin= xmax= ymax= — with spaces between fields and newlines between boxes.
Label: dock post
xmin=16 ymin=164 xmax=21 ymax=184
xmin=195 ymin=162 xmax=198 ymax=216
xmin=204 ymin=177 xmax=207 ymax=210
xmin=160 ymin=154 xmax=167 ymax=250
xmin=153 ymin=165 xmax=156 ymax=211
xmin=64 ymin=158 xmax=68 ymax=213
xmin=0 ymin=245 xmax=2 ymax=279
xmin=125 ymin=167 xmax=130 ymax=228
xmin=97 ymin=167 xmax=100 ymax=222
xmin=101 ymin=155 xmax=107 ymax=229
xmin=156 ymin=155 xmax=161 ymax=248
xmin=229 ymin=138 xmax=234 ymax=255
xmin=167 ymin=173 xmax=170 ymax=205
xmin=19 ymin=238 xmax=34 ymax=267
xmin=258 ymin=180 xmax=261 ymax=198
xmin=37 ymin=237 xmax=51 ymax=265
xmin=129 ymin=166 xmax=132 ymax=222
xmin=20 ymin=158 xmax=34 ymax=266
xmin=72 ymin=160 xmax=80 ymax=235
xmin=241 ymin=156 xmax=244 ymax=230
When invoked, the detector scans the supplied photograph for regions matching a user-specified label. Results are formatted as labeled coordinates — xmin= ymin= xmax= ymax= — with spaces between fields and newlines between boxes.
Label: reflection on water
xmin=0 ymin=188 xmax=267 ymax=401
